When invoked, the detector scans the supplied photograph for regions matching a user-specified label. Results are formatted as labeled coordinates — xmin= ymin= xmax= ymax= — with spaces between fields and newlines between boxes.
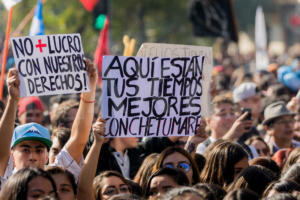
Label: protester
xmin=145 ymin=168 xmax=190 ymax=200
xmin=245 ymin=136 xmax=270 ymax=157
xmin=281 ymin=147 xmax=300 ymax=174
xmin=46 ymin=166 xmax=77 ymax=200
xmin=0 ymin=168 xmax=58 ymax=199
xmin=223 ymin=189 xmax=259 ymax=200
xmin=0 ymin=58 xmax=97 ymax=191
xmin=18 ymin=96 xmax=44 ymax=125
xmin=263 ymin=101 xmax=300 ymax=154
xmin=162 ymin=186 xmax=204 ymax=200
xmin=200 ymin=141 xmax=249 ymax=188
xmin=262 ymin=180 xmax=300 ymax=198
xmin=152 ymin=146 xmax=200 ymax=184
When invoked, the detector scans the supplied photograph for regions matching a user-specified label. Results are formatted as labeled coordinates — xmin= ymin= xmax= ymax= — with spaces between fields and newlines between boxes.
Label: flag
xmin=29 ymin=0 xmax=44 ymax=36
xmin=2 ymin=0 xmax=21 ymax=10
xmin=255 ymin=6 xmax=269 ymax=70
xmin=94 ymin=18 xmax=109 ymax=85
xmin=80 ymin=0 xmax=99 ymax=12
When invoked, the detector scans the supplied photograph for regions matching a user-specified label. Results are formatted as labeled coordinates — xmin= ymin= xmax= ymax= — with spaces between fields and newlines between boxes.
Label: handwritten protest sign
xmin=137 ymin=43 xmax=213 ymax=117
xmin=11 ymin=34 xmax=89 ymax=97
xmin=102 ymin=55 xmax=204 ymax=137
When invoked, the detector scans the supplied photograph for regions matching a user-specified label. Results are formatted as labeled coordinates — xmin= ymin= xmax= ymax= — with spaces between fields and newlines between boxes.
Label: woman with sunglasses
xmin=152 ymin=146 xmax=200 ymax=184
xmin=145 ymin=168 xmax=190 ymax=200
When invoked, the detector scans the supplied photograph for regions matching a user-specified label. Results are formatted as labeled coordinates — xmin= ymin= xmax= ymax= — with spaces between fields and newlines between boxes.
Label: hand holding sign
xmin=6 ymin=68 xmax=20 ymax=101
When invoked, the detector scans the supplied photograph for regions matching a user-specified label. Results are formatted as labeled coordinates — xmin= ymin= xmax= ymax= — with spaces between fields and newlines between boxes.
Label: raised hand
xmin=92 ymin=117 xmax=107 ymax=144
xmin=6 ymin=68 xmax=20 ymax=101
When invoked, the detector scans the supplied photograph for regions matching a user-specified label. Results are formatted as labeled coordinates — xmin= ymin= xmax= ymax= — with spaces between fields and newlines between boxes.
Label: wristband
xmin=80 ymin=95 xmax=95 ymax=103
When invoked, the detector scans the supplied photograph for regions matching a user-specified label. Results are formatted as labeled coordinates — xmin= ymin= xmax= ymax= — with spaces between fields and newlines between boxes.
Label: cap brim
xmin=262 ymin=113 xmax=296 ymax=125
xmin=11 ymin=137 xmax=52 ymax=149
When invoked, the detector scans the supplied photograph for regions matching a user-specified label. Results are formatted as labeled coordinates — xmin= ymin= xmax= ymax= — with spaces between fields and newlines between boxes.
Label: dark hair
xmin=262 ymin=193 xmax=297 ymax=200
xmin=152 ymin=146 xmax=200 ymax=184
xmin=51 ymin=127 xmax=71 ymax=148
xmin=46 ymin=166 xmax=77 ymax=195
xmin=200 ymin=141 xmax=248 ymax=188
xmin=108 ymin=193 xmax=142 ymax=200
xmin=50 ymin=99 xmax=79 ymax=128
xmin=0 ymin=168 xmax=58 ymax=200
xmin=194 ymin=153 xmax=206 ymax=173
xmin=245 ymin=136 xmax=270 ymax=154
xmin=210 ymin=95 xmax=235 ymax=115
xmin=162 ymin=186 xmax=203 ymax=200
xmin=126 ymin=179 xmax=142 ymax=197
xmin=249 ymin=157 xmax=280 ymax=179
xmin=227 ymin=165 xmax=276 ymax=197
xmin=93 ymin=170 xmax=130 ymax=200
xmin=281 ymin=163 xmax=300 ymax=185
xmin=133 ymin=153 xmax=159 ymax=192
xmin=263 ymin=180 xmax=300 ymax=198
xmin=282 ymin=147 xmax=300 ymax=174
xmin=145 ymin=168 xmax=190 ymax=197
xmin=194 ymin=183 xmax=226 ymax=200
xmin=223 ymin=189 xmax=259 ymax=200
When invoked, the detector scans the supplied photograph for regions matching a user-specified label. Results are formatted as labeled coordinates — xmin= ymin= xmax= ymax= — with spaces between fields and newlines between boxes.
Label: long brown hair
xmin=152 ymin=146 xmax=200 ymax=184
xmin=93 ymin=170 xmax=130 ymax=200
xmin=200 ymin=141 xmax=248 ymax=188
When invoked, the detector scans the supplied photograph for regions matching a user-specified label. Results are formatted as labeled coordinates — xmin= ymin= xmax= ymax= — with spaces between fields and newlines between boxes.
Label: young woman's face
xmin=162 ymin=152 xmax=193 ymax=184
xmin=51 ymin=173 xmax=76 ymax=200
xmin=100 ymin=176 xmax=130 ymax=200
xmin=233 ymin=157 xmax=249 ymax=179
xmin=26 ymin=176 xmax=56 ymax=199
xmin=148 ymin=175 xmax=179 ymax=200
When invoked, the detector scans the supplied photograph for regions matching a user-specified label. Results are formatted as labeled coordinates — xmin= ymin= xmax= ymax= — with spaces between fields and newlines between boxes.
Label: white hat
xmin=233 ymin=82 xmax=259 ymax=103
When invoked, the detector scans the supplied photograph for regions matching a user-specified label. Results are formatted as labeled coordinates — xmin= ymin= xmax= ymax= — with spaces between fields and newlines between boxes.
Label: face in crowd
xmin=11 ymin=140 xmax=48 ymax=170
xmin=268 ymin=115 xmax=295 ymax=142
xmin=208 ymin=102 xmax=236 ymax=137
xmin=148 ymin=174 xmax=179 ymax=200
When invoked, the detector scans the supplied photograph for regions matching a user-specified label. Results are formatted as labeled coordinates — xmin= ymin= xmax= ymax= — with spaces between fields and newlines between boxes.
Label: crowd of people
xmin=0 ymin=44 xmax=299 ymax=200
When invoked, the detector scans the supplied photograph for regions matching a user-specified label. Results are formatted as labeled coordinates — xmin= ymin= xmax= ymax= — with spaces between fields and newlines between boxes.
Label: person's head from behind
xmin=49 ymin=127 xmax=71 ymax=164
xmin=227 ymin=165 xmax=276 ymax=197
xmin=18 ymin=96 xmax=44 ymax=125
xmin=245 ymin=136 xmax=270 ymax=157
xmin=10 ymin=123 xmax=52 ymax=170
xmin=46 ymin=166 xmax=77 ymax=200
xmin=0 ymin=168 xmax=58 ymax=200
xmin=262 ymin=193 xmax=297 ymax=200
xmin=134 ymin=153 xmax=159 ymax=190
xmin=223 ymin=189 xmax=259 ymax=200
xmin=249 ymin=157 xmax=281 ymax=179
xmin=194 ymin=183 xmax=226 ymax=200
xmin=281 ymin=163 xmax=300 ymax=185
xmin=93 ymin=170 xmax=131 ymax=200
xmin=152 ymin=146 xmax=200 ymax=184
xmin=263 ymin=180 xmax=300 ymax=198
xmin=233 ymin=82 xmax=262 ymax=120
xmin=145 ymin=168 xmax=190 ymax=200
xmin=162 ymin=186 xmax=204 ymax=200
xmin=50 ymin=99 xmax=79 ymax=129
xmin=282 ymin=147 xmax=300 ymax=174
xmin=200 ymin=141 xmax=248 ymax=188
xmin=207 ymin=95 xmax=236 ymax=138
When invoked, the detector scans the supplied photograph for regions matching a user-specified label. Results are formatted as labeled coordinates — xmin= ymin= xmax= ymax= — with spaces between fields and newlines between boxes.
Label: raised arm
xmin=64 ymin=59 xmax=97 ymax=164
xmin=0 ymin=68 xmax=20 ymax=176
xmin=77 ymin=118 xmax=106 ymax=200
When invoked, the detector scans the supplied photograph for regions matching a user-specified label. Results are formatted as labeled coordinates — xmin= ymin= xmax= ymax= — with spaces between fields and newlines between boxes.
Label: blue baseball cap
xmin=10 ymin=123 xmax=52 ymax=149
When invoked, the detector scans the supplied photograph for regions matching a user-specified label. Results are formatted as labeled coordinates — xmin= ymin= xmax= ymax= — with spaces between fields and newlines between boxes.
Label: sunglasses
xmin=164 ymin=162 xmax=191 ymax=172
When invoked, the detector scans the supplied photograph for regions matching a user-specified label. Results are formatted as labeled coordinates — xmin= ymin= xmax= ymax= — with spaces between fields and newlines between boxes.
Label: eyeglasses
xmin=102 ymin=185 xmax=130 ymax=197
xmin=255 ymin=148 xmax=269 ymax=155
xmin=164 ymin=162 xmax=191 ymax=172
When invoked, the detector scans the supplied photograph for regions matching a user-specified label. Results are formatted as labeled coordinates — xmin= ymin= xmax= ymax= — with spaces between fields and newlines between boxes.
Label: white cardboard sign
xmin=102 ymin=55 xmax=204 ymax=137
xmin=11 ymin=33 xmax=90 ymax=97
xmin=137 ymin=43 xmax=213 ymax=117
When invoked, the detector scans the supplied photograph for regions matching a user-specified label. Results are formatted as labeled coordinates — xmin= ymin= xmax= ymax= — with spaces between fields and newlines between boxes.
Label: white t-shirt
xmin=0 ymin=147 xmax=83 ymax=192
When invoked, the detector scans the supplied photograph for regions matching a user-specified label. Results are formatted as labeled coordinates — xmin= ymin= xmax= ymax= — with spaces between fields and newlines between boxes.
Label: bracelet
xmin=80 ymin=95 xmax=95 ymax=103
